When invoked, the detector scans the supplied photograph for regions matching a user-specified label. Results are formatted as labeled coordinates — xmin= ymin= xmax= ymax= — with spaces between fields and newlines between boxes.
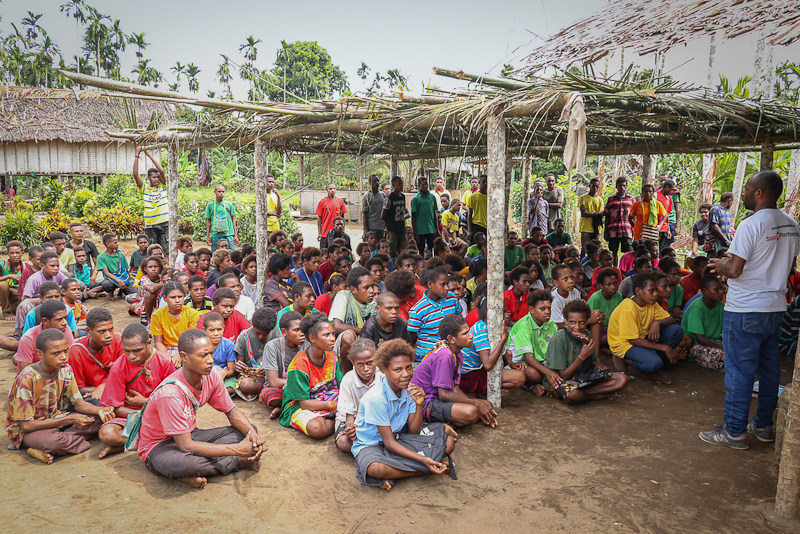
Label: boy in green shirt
xmin=96 ymin=234 xmax=136 ymax=300
xmin=205 ymin=184 xmax=238 ymax=252
xmin=504 ymin=231 xmax=525 ymax=272
xmin=587 ymin=267 xmax=623 ymax=351
xmin=659 ymin=258 xmax=684 ymax=321
xmin=508 ymin=289 xmax=558 ymax=395
xmin=681 ymin=274 xmax=725 ymax=372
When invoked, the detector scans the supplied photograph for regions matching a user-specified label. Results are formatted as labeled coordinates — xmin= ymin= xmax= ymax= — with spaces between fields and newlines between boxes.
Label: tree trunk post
xmin=486 ymin=108 xmax=506 ymax=409
xmin=521 ymin=156 xmax=532 ymax=238
xmin=761 ymin=140 xmax=775 ymax=171
xmin=327 ymin=154 xmax=332 ymax=183
xmin=299 ymin=155 xmax=304 ymax=187
xmin=167 ymin=145 xmax=179 ymax=267
xmin=730 ymin=153 xmax=749 ymax=220
xmin=390 ymin=155 xmax=399 ymax=178
xmin=785 ymin=151 xmax=800 ymax=219
xmin=439 ymin=158 xmax=447 ymax=188
xmin=642 ymin=154 xmax=652 ymax=186
xmin=775 ymin=341 xmax=800 ymax=518
xmin=255 ymin=140 xmax=269 ymax=306
xmin=505 ymin=152 xmax=514 ymax=231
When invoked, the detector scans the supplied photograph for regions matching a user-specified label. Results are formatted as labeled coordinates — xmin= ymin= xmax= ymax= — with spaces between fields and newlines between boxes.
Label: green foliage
xmin=39 ymin=208 xmax=71 ymax=240
xmin=260 ymin=41 xmax=349 ymax=102
xmin=92 ymin=172 xmax=144 ymax=213
xmin=65 ymin=188 xmax=96 ymax=218
xmin=357 ymin=62 xmax=409 ymax=95
xmin=0 ymin=206 xmax=40 ymax=249
xmin=83 ymin=205 xmax=143 ymax=239
xmin=509 ymin=173 xmax=578 ymax=230
xmin=40 ymin=180 xmax=66 ymax=212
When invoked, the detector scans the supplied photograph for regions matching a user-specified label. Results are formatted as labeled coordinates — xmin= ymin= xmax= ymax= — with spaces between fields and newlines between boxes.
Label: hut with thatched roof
xmin=0 ymin=86 xmax=173 ymax=180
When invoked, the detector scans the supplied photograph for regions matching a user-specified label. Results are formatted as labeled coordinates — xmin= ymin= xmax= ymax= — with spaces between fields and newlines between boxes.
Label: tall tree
xmin=59 ymin=0 xmax=89 ymax=60
xmin=186 ymin=63 xmax=200 ymax=93
xmin=265 ymin=41 xmax=348 ymax=102
xmin=217 ymin=55 xmax=233 ymax=98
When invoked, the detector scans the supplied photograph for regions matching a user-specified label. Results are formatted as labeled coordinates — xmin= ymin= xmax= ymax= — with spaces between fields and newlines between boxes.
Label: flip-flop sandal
xmin=626 ymin=373 xmax=636 ymax=382
xmin=446 ymin=455 xmax=457 ymax=480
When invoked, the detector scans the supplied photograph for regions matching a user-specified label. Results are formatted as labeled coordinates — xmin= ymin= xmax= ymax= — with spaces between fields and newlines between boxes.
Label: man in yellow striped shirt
xmin=133 ymin=147 xmax=169 ymax=255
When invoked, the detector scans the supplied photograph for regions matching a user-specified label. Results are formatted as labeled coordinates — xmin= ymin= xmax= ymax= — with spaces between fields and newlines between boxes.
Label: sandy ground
xmin=0 ymin=228 xmax=798 ymax=533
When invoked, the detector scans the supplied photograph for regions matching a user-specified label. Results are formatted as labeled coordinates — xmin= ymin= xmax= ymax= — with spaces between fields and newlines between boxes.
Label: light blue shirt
xmin=351 ymin=374 xmax=417 ymax=457
xmin=23 ymin=304 xmax=78 ymax=335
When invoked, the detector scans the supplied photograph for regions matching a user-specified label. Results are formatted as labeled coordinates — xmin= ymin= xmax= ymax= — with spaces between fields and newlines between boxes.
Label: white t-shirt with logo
xmin=726 ymin=208 xmax=800 ymax=313
xmin=550 ymin=287 xmax=582 ymax=324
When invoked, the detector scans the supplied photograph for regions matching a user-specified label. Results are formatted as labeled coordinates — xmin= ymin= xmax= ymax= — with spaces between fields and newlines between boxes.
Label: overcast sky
xmin=3 ymin=0 xmax=799 ymax=98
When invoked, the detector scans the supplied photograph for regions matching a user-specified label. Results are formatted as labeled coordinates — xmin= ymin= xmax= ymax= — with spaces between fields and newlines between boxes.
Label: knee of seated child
xmin=336 ymin=436 xmax=352 ymax=453
xmin=306 ymin=417 xmax=331 ymax=439
xmin=367 ymin=462 xmax=392 ymax=478
xmin=98 ymin=424 xmax=118 ymax=443
xmin=612 ymin=372 xmax=629 ymax=390
xmin=524 ymin=366 xmax=542 ymax=382
xmin=508 ymin=370 xmax=525 ymax=388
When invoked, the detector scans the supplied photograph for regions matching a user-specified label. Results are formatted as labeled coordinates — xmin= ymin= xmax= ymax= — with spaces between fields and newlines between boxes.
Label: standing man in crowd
xmin=657 ymin=179 xmax=675 ymax=251
xmin=410 ymin=177 xmax=439 ymax=258
xmin=709 ymin=192 xmax=734 ymax=258
xmin=542 ymin=173 xmax=564 ymax=233
xmin=528 ymin=182 xmax=549 ymax=241
xmin=700 ymin=171 xmax=800 ymax=450
xmin=205 ymin=184 xmax=238 ymax=252
xmin=266 ymin=174 xmax=282 ymax=237
xmin=432 ymin=176 xmax=450 ymax=210
xmin=659 ymin=172 xmax=681 ymax=246
xmin=133 ymin=147 xmax=169 ymax=255
xmin=361 ymin=174 xmax=386 ymax=242
xmin=578 ymin=178 xmax=604 ymax=254
xmin=604 ymin=177 xmax=635 ymax=267
xmin=466 ymin=175 xmax=488 ymax=244
xmin=66 ymin=222 xmax=99 ymax=283
xmin=316 ymin=182 xmax=347 ymax=247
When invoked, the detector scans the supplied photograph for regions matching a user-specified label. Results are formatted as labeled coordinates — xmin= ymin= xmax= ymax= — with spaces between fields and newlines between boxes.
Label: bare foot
xmin=27 ymin=448 xmax=53 ymax=465
xmin=106 ymin=291 xmax=116 ymax=302
xmin=379 ymin=480 xmax=393 ymax=491
xmin=443 ymin=424 xmax=459 ymax=441
xmin=612 ymin=356 xmax=629 ymax=373
xmin=179 ymin=476 xmax=207 ymax=489
xmin=239 ymin=458 xmax=261 ymax=472
xmin=3 ymin=313 xmax=14 ymax=321
xmin=641 ymin=373 xmax=672 ymax=385
xmin=99 ymin=446 xmax=123 ymax=459
xmin=532 ymin=384 xmax=545 ymax=397
xmin=269 ymin=406 xmax=281 ymax=419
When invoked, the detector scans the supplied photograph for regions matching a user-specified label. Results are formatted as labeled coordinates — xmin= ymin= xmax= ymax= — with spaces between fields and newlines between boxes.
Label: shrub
xmin=66 ymin=188 xmax=97 ymax=218
xmin=83 ymin=205 xmax=143 ymax=239
xmin=0 ymin=206 xmax=40 ymax=249
xmin=234 ymin=201 xmax=299 ymax=247
xmin=39 ymin=208 xmax=71 ymax=241
xmin=93 ymin=172 xmax=144 ymax=214
xmin=40 ymin=180 xmax=66 ymax=213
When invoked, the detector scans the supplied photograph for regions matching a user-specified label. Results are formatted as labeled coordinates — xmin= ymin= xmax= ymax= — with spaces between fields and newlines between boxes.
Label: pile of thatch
xmin=59 ymin=68 xmax=800 ymax=159
xmin=521 ymin=0 xmax=800 ymax=75
xmin=0 ymin=86 xmax=174 ymax=144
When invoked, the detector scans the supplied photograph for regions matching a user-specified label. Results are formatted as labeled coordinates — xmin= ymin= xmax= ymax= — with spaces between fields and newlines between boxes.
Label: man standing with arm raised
xmin=699 ymin=171 xmax=800 ymax=450
xmin=133 ymin=147 xmax=169 ymax=255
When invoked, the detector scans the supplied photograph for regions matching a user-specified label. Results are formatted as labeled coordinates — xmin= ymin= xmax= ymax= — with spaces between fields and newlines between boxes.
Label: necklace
xmin=303 ymin=267 xmax=323 ymax=297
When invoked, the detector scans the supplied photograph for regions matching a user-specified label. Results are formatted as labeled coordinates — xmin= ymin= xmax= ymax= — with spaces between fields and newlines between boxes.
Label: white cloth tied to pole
xmin=558 ymin=92 xmax=587 ymax=175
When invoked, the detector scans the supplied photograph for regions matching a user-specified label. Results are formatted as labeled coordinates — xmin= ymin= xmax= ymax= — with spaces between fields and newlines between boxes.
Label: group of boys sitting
xmin=1 ymin=216 xmax=734 ymax=492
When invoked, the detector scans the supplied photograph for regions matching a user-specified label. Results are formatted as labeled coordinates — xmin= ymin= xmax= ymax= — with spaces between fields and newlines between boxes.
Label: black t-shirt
xmin=361 ymin=315 xmax=410 ymax=347
xmin=384 ymin=192 xmax=407 ymax=232
xmin=66 ymin=239 xmax=100 ymax=268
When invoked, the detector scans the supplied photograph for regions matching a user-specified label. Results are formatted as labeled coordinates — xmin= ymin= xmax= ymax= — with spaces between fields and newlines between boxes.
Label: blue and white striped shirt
xmin=461 ymin=320 xmax=490 ymax=373
xmin=407 ymin=290 xmax=462 ymax=361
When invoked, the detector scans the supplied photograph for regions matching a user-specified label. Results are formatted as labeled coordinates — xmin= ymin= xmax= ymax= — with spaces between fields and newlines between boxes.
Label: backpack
xmin=122 ymin=379 xmax=200 ymax=452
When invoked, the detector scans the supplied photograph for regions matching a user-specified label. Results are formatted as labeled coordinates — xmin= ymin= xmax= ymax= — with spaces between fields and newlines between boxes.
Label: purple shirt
xmin=22 ymin=271 xmax=66 ymax=299
xmin=410 ymin=344 xmax=463 ymax=414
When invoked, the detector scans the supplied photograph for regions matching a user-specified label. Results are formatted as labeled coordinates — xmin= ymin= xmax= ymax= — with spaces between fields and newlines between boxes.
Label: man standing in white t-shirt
xmin=699 ymin=171 xmax=800 ymax=450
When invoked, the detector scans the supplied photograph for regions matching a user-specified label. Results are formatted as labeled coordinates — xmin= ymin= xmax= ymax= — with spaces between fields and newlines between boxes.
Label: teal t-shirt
xmin=542 ymin=328 xmax=596 ymax=389
xmin=205 ymin=200 xmax=236 ymax=237
xmin=681 ymin=297 xmax=723 ymax=343
xmin=545 ymin=231 xmax=573 ymax=247
xmin=410 ymin=192 xmax=437 ymax=235
xmin=504 ymin=245 xmax=525 ymax=271
xmin=587 ymin=290 xmax=624 ymax=328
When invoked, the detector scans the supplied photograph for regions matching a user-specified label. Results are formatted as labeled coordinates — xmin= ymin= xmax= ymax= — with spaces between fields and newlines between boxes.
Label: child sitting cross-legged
xmin=335 ymin=338 xmax=382 ymax=454
xmin=6 ymin=329 xmax=114 ymax=464
xmin=360 ymin=292 xmax=411 ymax=347
xmin=681 ymin=274 xmax=725 ymax=372
xmin=411 ymin=314 xmax=497 ymax=428
xmin=542 ymin=300 xmax=628 ymax=403
xmin=280 ymin=312 xmax=343 ymax=439
xmin=202 ymin=312 xmax=237 ymax=394
xmin=256 ymin=310 xmax=301 ymax=416
xmin=587 ymin=267 xmax=623 ymax=352
xmin=351 ymin=338 xmax=457 ymax=491
xmin=508 ymin=289 xmax=558 ymax=394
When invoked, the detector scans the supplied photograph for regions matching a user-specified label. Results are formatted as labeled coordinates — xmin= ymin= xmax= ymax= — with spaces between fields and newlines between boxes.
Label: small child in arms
xmin=352 ymin=338 xmax=457 ymax=491
xmin=335 ymin=338 xmax=381 ymax=454
xmin=542 ymin=300 xmax=628 ymax=403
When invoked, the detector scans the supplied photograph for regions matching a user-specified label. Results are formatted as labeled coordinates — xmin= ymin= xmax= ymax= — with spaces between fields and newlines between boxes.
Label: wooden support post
xmin=390 ymin=155 xmax=399 ymax=177
xmin=775 ymin=341 xmax=800 ymax=518
xmin=255 ymin=140 xmax=269 ymax=306
xmin=167 ymin=145 xmax=179 ymax=266
xmin=299 ymin=155 xmax=305 ymax=187
xmin=505 ymin=152 xmax=513 ymax=231
xmin=761 ymin=140 xmax=775 ymax=171
xmin=439 ymin=158 xmax=446 ymax=188
xmin=521 ymin=156 xmax=531 ymax=238
xmin=730 ymin=153 xmax=749 ymax=220
xmin=327 ymin=155 xmax=332 ymax=183
xmin=642 ymin=154 xmax=652 ymax=185
xmin=486 ymin=108 xmax=506 ymax=409
xmin=785 ymin=151 xmax=800 ymax=218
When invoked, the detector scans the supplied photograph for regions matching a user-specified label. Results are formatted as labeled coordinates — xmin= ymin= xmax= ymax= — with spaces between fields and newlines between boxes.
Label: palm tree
xmin=217 ymin=55 xmax=232 ymax=98
xmin=186 ymin=63 xmax=201 ymax=93
xmin=239 ymin=36 xmax=261 ymax=96
xmin=239 ymin=36 xmax=261 ymax=62
xmin=21 ymin=11 xmax=44 ymax=41
xmin=171 ymin=61 xmax=185 ymax=90
xmin=83 ymin=7 xmax=109 ymax=77
xmin=59 ymin=0 xmax=89 ymax=59
xmin=108 ymin=19 xmax=126 ymax=79
xmin=128 ymin=32 xmax=148 ymax=59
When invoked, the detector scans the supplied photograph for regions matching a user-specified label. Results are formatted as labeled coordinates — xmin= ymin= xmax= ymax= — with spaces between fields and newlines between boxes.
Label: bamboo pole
xmin=730 ymin=153 xmax=749 ymax=219
xmin=167 ymin=145 xmax=179 ymax=266
xmin=299 ymin=155 xmax=305 ymax=187
xmin=486 ymin=108 xmax=506 ymax=409
xmin=255 ymin=140 xmax=269 ymax=306
xmin=775 ymin=342 xmax=800 ymax=518
xmin=327 ymin=155 xmax=332 ymax=183
xmin=521 ymin=156 xmax=532 ymax=239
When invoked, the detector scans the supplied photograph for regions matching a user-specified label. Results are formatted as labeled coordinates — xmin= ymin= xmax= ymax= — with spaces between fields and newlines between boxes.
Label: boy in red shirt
xmin=503 ymin=266 xmax=532 ymax=324
xmin=137 ymin=329 xmax=265 ymax=488
xmin=197 ymin=288 xmax=249 ymax=343
xmin=68 ymin=308 xmax=124 ymax=402
xmin=98 ymin=323 xmax=174 ymax=458
xmin=315 ymin=182 xmax=347 ymax=247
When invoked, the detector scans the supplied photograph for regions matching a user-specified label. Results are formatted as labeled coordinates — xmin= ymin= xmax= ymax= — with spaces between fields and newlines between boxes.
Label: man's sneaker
xmin=699 ymin=424 xmax=749 ymax=450
xmin=747 ymin=420 xmax=775 ymax=442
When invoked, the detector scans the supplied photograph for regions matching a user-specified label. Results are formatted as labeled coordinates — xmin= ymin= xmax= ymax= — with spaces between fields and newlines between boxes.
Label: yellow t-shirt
xmin=150 ymin=305 xmax=200 ymax=347
xmin=267 ymin=192 xmax=280 ymax=232
xmin=607 ymin=297 xmax=670 ymax=358
xmin=466 ymin=191 xmax=488 ymax=227
xmin=441 ymin=209 xmax=461 ymax=235
xmin=578 ymin=194 xmax=604 ymax=233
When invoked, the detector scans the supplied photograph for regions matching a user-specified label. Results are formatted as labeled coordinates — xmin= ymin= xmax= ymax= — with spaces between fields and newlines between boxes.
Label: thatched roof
xmin=0 ymin=86 xmax=175 ymax=144
xmin=521 ymin=0 xmax=800 ymax=75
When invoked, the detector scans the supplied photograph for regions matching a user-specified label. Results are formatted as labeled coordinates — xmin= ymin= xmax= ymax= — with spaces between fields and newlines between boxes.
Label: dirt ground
xmin=0 ymin=232 xmax=799 ymax=533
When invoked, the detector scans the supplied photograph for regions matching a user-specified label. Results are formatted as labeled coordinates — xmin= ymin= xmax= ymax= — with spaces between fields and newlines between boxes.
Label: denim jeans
xmin=211 ymin=236 xmax=235 ymax=252
xmin=144 ymin=222 xmax=169 ymax=256
xmin=622 ymin=323 xmax=685 ymax=374
xmin=722 ymin=311 xmax=783 ymax=436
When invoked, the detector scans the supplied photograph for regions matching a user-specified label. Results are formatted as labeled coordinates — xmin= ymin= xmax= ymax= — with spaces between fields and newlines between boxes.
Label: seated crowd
xmin=2 ymin=177 xmax=777 ymax=492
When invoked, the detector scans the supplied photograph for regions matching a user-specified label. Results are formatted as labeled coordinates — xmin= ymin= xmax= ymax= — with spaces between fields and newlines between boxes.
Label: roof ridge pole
xmin=486 ymin=106 xmax=506 ymax=409
xmin=167 ymin=144 xmax=179 ymax=267
xmin=255 ymin=140 xmax=269 ymax=307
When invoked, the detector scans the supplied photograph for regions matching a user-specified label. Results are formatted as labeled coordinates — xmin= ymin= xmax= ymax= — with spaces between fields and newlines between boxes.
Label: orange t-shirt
xmin=629 ymin=201 xmax=667 ymax=240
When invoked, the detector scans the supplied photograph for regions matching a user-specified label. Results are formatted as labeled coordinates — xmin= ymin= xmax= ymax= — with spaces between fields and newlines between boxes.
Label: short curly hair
xmin=373 ymin=339 xmax=415 ymax=370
